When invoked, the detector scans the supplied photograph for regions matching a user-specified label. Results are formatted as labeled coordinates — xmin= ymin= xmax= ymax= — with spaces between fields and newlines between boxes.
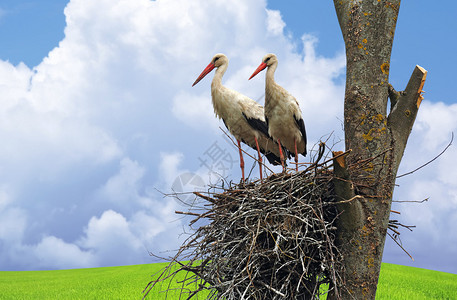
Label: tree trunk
xmin=330 ymin=1 xmax=427 ymax=299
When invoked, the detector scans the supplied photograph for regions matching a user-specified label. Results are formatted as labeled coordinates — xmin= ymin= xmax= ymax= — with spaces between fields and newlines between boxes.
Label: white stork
xmin=192 ymin=53 xmax=285 ymax=181
xmin=249 ymin=53 xmax=307 ymax=171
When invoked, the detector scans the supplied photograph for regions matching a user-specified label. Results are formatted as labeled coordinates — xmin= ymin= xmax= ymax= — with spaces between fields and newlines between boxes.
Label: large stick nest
xmin=143 ymin=139 xmax=417 ymax=299
xmin=144 ymin=144 xmax=346 ymax=299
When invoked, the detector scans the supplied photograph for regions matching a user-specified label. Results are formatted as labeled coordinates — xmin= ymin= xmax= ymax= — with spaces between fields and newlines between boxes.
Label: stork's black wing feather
xmin=242 ymin=112 xmax=269 ymax=137
xmin=242 ymin=112 xmax=290 ymax=163
xmin=294 ymin=115 xmax=307 ymax=156
xmin=222 ymin=118 xmax=230 ymax=131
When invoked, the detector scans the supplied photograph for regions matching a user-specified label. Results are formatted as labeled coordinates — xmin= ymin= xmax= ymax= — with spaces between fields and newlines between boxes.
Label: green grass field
xmin=0 ymin=263 xmax=184 ymax=300
xmin=377 ymin=263 xmax=457 ymax=300
xmin=0 ymin=262 xmax=456 ymax=299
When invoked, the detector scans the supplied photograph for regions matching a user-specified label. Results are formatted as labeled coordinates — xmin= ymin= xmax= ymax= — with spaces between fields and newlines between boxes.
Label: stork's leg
xmin=254 ymin=137 xmax=263 ymax=181
xmin=277 ymin=139 xmax=286 ymax=172
xmin=294 ymin=139 xmax=299 ymax=172
xmin=237 ymin=140 xmax=245 ymax=182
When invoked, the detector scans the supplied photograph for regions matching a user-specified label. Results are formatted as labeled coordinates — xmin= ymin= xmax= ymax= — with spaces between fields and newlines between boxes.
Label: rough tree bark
xmin=330 ymin=1 xmax=427 ymax=299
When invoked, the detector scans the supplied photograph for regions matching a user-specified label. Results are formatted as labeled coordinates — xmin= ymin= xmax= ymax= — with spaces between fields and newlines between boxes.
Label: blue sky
xmin=0 ymin=0 xmax=67 ymax=66
xmin=0 ymin=0 xmax=456 ymax=274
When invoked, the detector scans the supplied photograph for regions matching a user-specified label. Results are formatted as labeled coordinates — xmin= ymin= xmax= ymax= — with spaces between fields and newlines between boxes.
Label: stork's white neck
xmin=265 ymin=62 xmax=277 ymax=87
xmin=211 ymin=62 xmax=228 ymax=90
xmin=264 ymin=61 xmax=281 ymax=111
xmin=210 ymin=62 xmax=229 ymax=119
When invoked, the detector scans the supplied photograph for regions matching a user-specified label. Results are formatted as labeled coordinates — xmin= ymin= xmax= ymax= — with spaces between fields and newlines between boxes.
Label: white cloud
xmin=413 ymin=101 xmax=457 ymax=152
xmin=266 ymin=9 xmax=286 ymax=36
xmin=33 ymin=236 xmax=95 ymax=270
xmin=159 ymin=152 xmax=186 ymax=186
xmin=75 ymin=207 xmax=183 ymax=267
xmin=0 ymin=207 xmax=27 ymax=244
xmin=99 ymin=158 xmax=146 ymax=205
xmin=172 ymin=92 xmax=220 ymax=131
xmin=78 ymin=210 xmax=142 ymax=262
xmin=0 ymin=57 xmax=121 ymax=184
xmin=0 ymin=185 xmax=12 ymax=212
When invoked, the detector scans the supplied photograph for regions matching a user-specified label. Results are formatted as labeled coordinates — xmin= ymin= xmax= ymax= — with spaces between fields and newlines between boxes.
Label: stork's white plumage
xmin=249 ymin=53 xmax=307 ymax=171
xmin=192 ymin=53 xmax=284 ymax=181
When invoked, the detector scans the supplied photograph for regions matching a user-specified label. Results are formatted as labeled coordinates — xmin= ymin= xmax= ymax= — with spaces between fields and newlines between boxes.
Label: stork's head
xmin=192 ymin=53 xmax=228 ymax=86
xmin=249 ymin=53 xmax=277 ymax=80
xmin=211 ymin=53 xmax=228 ymax=68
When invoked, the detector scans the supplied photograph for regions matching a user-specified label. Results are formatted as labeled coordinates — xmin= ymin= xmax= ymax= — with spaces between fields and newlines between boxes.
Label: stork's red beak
xmin=249 ymin=62 xmax=267 ymax=80
xmin=192 ymin=62 xmax=216 ymax=86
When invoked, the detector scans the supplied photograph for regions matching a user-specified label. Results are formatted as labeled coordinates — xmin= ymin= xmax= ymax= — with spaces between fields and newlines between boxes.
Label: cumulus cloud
xmin=266 ymin=9 xmax=286 ymax=36
xmin=172 ymin=92 xmax=220 ymax=132
xmin=78 ymin=210 xmax=142 ymax=263
xmin=0 ymin=205 xmax=27 ymax=245
xmin=32 ymin=236 xmax=95 ymax=270
xmin=159 ymin=152 xmax=186 ymax=186
xmin=99 ymin=158 xmax=146 ymax=207
xmin=0 ymin=152 xmax=183 ymax=270
xmin=0 ymin=0 xmax=455 ymax=274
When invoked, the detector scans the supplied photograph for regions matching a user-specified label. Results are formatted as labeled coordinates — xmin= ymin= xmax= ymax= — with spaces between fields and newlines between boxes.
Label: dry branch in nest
xmin=143 ymin=140 xmax=420 ymax=299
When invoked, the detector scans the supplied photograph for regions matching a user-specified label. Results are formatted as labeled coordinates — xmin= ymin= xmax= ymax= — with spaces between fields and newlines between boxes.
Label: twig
xmin=175 ymin=211 xmax=201 ymax=217
xmin=387 ymin=232 xmax=414 ymax=261
xmin=397 ymin=132 xmax=453 ymax=178
xmin=333 ymin=195 xmax=363 ymax=205
xmin=393 ymin=198 xmax=429 ymax=203
xmin=258 ymin=281 xmax=286 ymax=297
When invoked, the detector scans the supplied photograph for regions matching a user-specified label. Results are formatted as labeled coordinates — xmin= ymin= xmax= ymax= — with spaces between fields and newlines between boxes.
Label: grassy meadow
xmin=377 ymin=263 xmax=457 ymax=300
xmin=0 ymin=262 xmax=456 ymax=299
xmin=0 ymin=263 xmax=168 ymax=300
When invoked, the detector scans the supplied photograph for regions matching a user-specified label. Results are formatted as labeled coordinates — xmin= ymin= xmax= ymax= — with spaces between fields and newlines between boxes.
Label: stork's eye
xmin=264 ymin=57 xmax=271 ymax=63
xmin=214 ymin=57 xmax=220 ymax=62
